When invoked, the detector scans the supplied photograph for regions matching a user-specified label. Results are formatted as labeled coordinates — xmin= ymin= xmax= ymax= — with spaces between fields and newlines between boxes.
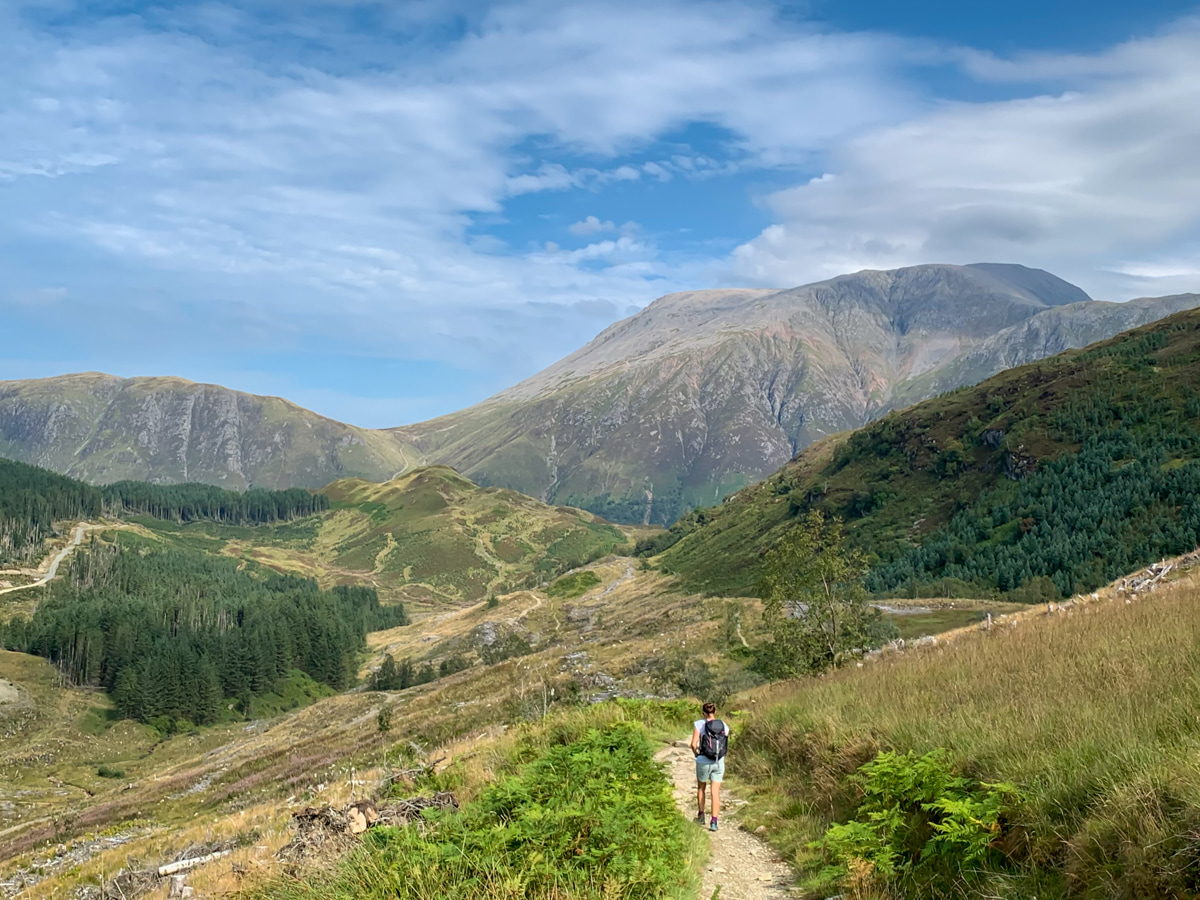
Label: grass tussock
xmin=735 ymin=574 xmax=1200 ymax=898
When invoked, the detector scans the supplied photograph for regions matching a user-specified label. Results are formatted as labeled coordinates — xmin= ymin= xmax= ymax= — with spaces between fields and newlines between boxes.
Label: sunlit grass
xmin=734 ymin=571 xmax=1200 ymax=897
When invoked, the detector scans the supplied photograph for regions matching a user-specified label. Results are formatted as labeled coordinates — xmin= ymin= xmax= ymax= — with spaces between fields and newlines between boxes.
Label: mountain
xmin=649 ymin=307 xmax=1200 ymax=598
xmin=0 ymin=372 xmax=420 ymax=489
xmin=392 ymin=264 xmax=1199 ymax=524
xmin=1 ymin=269 xmax=1196 ymax=523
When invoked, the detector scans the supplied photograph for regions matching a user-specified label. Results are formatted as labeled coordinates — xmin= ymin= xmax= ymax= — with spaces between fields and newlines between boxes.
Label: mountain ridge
xmin=392 ymin=265 xmax=1199 ymax=523
xmin=650 ymin=306 xmax=1200 ymax=598
xmin=2 ymin=266 xmax=1198 ymax=523
xmin=0 ymin=371 xmax=423 ymax=489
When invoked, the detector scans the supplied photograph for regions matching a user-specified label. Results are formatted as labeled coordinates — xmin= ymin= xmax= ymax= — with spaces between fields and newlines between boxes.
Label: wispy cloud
xmin=730 ymin=18 xmax=1200 ymax=299
xmin=0 ymin=1 xmax=1197 ymax=424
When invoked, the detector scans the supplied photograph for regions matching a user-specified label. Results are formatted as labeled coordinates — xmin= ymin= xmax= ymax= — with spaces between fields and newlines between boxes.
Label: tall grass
xmin=734 ymin=576 xmax=1200 ymax=898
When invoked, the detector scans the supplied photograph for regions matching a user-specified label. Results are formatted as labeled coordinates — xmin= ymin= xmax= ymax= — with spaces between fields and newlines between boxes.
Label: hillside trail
xmin=656 ymin=743 xmax=796 ymax=899
xmin=0 ymin=523 xmax=105 ymax=597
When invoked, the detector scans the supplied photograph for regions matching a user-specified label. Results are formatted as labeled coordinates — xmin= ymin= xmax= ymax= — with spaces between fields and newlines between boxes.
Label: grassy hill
xmin=733 ymin=557 xmax=1200 ymax=898
xmin=137 ymin=466 xmax=632 ymax=605
xmin=652 ymin=309 xmax=1200 ymax=599
xmin=0 ymin=550 xmax=722 ymax=885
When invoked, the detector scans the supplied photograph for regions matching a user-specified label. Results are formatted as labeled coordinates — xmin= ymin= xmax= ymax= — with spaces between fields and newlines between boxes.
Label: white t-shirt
xmin=694 ymin=718 xmax=730 ymax=760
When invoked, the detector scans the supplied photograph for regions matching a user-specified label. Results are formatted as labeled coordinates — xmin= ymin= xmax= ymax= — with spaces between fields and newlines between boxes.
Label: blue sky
xmin=2 ymin=0 xmax=1199 ymax=426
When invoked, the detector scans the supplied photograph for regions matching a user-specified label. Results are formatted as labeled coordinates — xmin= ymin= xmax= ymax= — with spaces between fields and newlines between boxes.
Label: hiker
xmin=690 ymin=700 xmax=729 ymax=832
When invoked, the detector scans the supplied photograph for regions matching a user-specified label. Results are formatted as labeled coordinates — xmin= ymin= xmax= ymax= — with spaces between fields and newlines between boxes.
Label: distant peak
xmin=963 ymin=263 xmax=1092 ymax=306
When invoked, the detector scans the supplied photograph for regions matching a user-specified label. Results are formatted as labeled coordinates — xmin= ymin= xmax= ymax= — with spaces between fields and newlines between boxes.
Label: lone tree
xmin=756 ymin=510 xmax=894 ymax=678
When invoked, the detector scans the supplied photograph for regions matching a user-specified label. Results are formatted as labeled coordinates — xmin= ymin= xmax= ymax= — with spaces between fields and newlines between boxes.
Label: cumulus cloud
xmin=730 ymin=19 xmax=1200 ymax=299
xmin=568 ymin=216 xmax=616 ymax=235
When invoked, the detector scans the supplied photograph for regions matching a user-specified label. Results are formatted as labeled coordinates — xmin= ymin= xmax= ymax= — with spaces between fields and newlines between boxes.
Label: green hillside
xmin=736 ymin=568 xmax=1200 ymax=898
xmin=139 ymin=466 xmax=632 ymax=605
xmin=652 ymin=309 xmax=1200 ymax=599
xmin=1 ymin=540 xmax=405 ymax=726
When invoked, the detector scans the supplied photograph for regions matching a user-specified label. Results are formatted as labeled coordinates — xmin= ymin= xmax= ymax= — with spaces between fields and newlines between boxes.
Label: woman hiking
xmin=690 ymin=700 xmax=729 ymax=832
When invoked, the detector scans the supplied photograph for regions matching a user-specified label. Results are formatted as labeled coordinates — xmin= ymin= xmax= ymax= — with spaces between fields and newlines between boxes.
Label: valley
xmin=4 ymin=288 xmax=1200 ymax=900
xmin=3 ymin=524 xmax=1198 ymax=900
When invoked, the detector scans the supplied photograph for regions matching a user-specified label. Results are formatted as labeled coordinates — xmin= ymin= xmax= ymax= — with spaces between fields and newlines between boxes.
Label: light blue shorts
xmin=696 ymin=756 xmax=725 ymax=783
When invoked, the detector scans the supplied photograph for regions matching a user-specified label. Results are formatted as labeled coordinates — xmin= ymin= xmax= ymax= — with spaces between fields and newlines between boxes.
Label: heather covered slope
xmin=394 ymin=264 xmax=1198 ymax=525
xmin=652 ymin=308 xmax=1200 ymax=598
xmin=0 ymin=372 xmax=421 ymax=489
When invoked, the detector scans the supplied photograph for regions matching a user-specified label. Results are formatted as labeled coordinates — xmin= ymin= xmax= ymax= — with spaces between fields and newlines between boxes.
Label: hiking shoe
xmin=694 ymin=813 xmax=706 ymax=825
xmin=709 ymin=819 xmax=719 ymax=832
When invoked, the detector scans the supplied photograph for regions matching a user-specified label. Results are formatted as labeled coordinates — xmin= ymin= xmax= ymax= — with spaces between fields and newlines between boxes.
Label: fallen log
xmin=157 ymin=850 xmax=232 ymax=877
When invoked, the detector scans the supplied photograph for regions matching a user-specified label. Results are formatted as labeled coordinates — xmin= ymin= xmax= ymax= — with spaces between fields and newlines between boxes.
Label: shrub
xmin=96 ymin=765 xmax=126 ymax=779
xmin=264 ymin=720 xmax=691 ymax=900
xmin=545 ymin=570 xmax=602 ymax=599
xmin=674 ymin=659 xmax=716 ymax=701
xmin=480 ymin=632 xmax=534 ymax=665
xmin=817 ymin=750 xmax=1015 ymax=891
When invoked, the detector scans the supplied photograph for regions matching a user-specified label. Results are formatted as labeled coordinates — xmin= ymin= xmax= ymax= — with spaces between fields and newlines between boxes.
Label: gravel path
xmin=657 ymin=744 xmax=796 ymax=899
xmin=0 ymin=523 xmax=102 ymax=597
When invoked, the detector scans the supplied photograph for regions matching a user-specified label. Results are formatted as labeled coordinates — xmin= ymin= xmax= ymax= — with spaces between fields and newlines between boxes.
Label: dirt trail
xmin=657 ymin=744 xmax=795 ymax=899
xmin=0 ymin=523 xmax=104 ymax=597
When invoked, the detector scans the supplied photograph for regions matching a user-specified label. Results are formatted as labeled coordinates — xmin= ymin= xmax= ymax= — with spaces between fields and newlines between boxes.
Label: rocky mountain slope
xmin=2 ymin=268 xmax=1195 ymax=524
xmin=393 ymin=265 xmax=1199 ymax=524
xmin=0 ymin=372 xmax=420 ymax=489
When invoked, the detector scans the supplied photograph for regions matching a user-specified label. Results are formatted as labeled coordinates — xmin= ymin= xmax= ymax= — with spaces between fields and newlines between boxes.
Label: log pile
xmin=1115 ymin=552 xmax=1199 ymax=595
xmin=277 ymin=793 xmax=458 ymax=864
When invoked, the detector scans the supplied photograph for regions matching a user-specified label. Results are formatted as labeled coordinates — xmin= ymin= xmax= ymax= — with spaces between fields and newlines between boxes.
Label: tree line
xmin=0 ymin=460 xmax=104 ymax=564
xmin=0 ymin=458 xmax=328 ymax=565
xmin=0 ymin=540 xmax=408 ymax=727
xmin=105 ymin=480 xmax=328 ymax=524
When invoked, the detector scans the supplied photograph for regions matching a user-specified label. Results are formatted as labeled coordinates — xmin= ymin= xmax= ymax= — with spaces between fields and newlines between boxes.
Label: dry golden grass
xmin=734 ymin=557 xmax=1200 ymax=898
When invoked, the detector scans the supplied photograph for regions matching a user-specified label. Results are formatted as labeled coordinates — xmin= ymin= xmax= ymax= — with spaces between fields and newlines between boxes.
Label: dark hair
xmin=702 ymin=701 xmax=717 ymax=717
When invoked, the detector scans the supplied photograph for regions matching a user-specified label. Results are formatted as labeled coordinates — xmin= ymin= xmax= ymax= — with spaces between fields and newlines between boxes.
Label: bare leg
xmin=710 ymin=781 xmax=721 ymax=819
xmin=696 ymin=781 xmax=707 ymax=817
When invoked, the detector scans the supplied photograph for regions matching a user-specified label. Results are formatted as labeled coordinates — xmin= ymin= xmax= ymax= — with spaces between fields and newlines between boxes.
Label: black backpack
xmin=699 ymin=719 xmax=728 ymax=760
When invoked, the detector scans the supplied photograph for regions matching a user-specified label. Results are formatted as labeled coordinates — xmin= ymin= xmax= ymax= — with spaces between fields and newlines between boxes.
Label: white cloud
xmin=730 ymin=19 xmax=1200 ymax=300
xmin=1 ymin=0 xmax=1198 ymax=423
xmin=0 ymin=0 xmax=929 ymax=394
xmin=568 ymin=216 xmax=616 ymax=235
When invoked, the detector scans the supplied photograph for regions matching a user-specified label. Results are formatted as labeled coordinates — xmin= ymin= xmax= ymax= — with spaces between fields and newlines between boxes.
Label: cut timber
xmin=157 ymin=850 xmax=232 ymax=876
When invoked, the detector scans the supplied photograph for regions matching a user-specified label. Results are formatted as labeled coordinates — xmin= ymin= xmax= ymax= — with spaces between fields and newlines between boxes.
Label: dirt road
xmin=0 ymin=523 xmax=101 ymax=597
xmin=657 ymin=743 xmax=795 ymax=899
